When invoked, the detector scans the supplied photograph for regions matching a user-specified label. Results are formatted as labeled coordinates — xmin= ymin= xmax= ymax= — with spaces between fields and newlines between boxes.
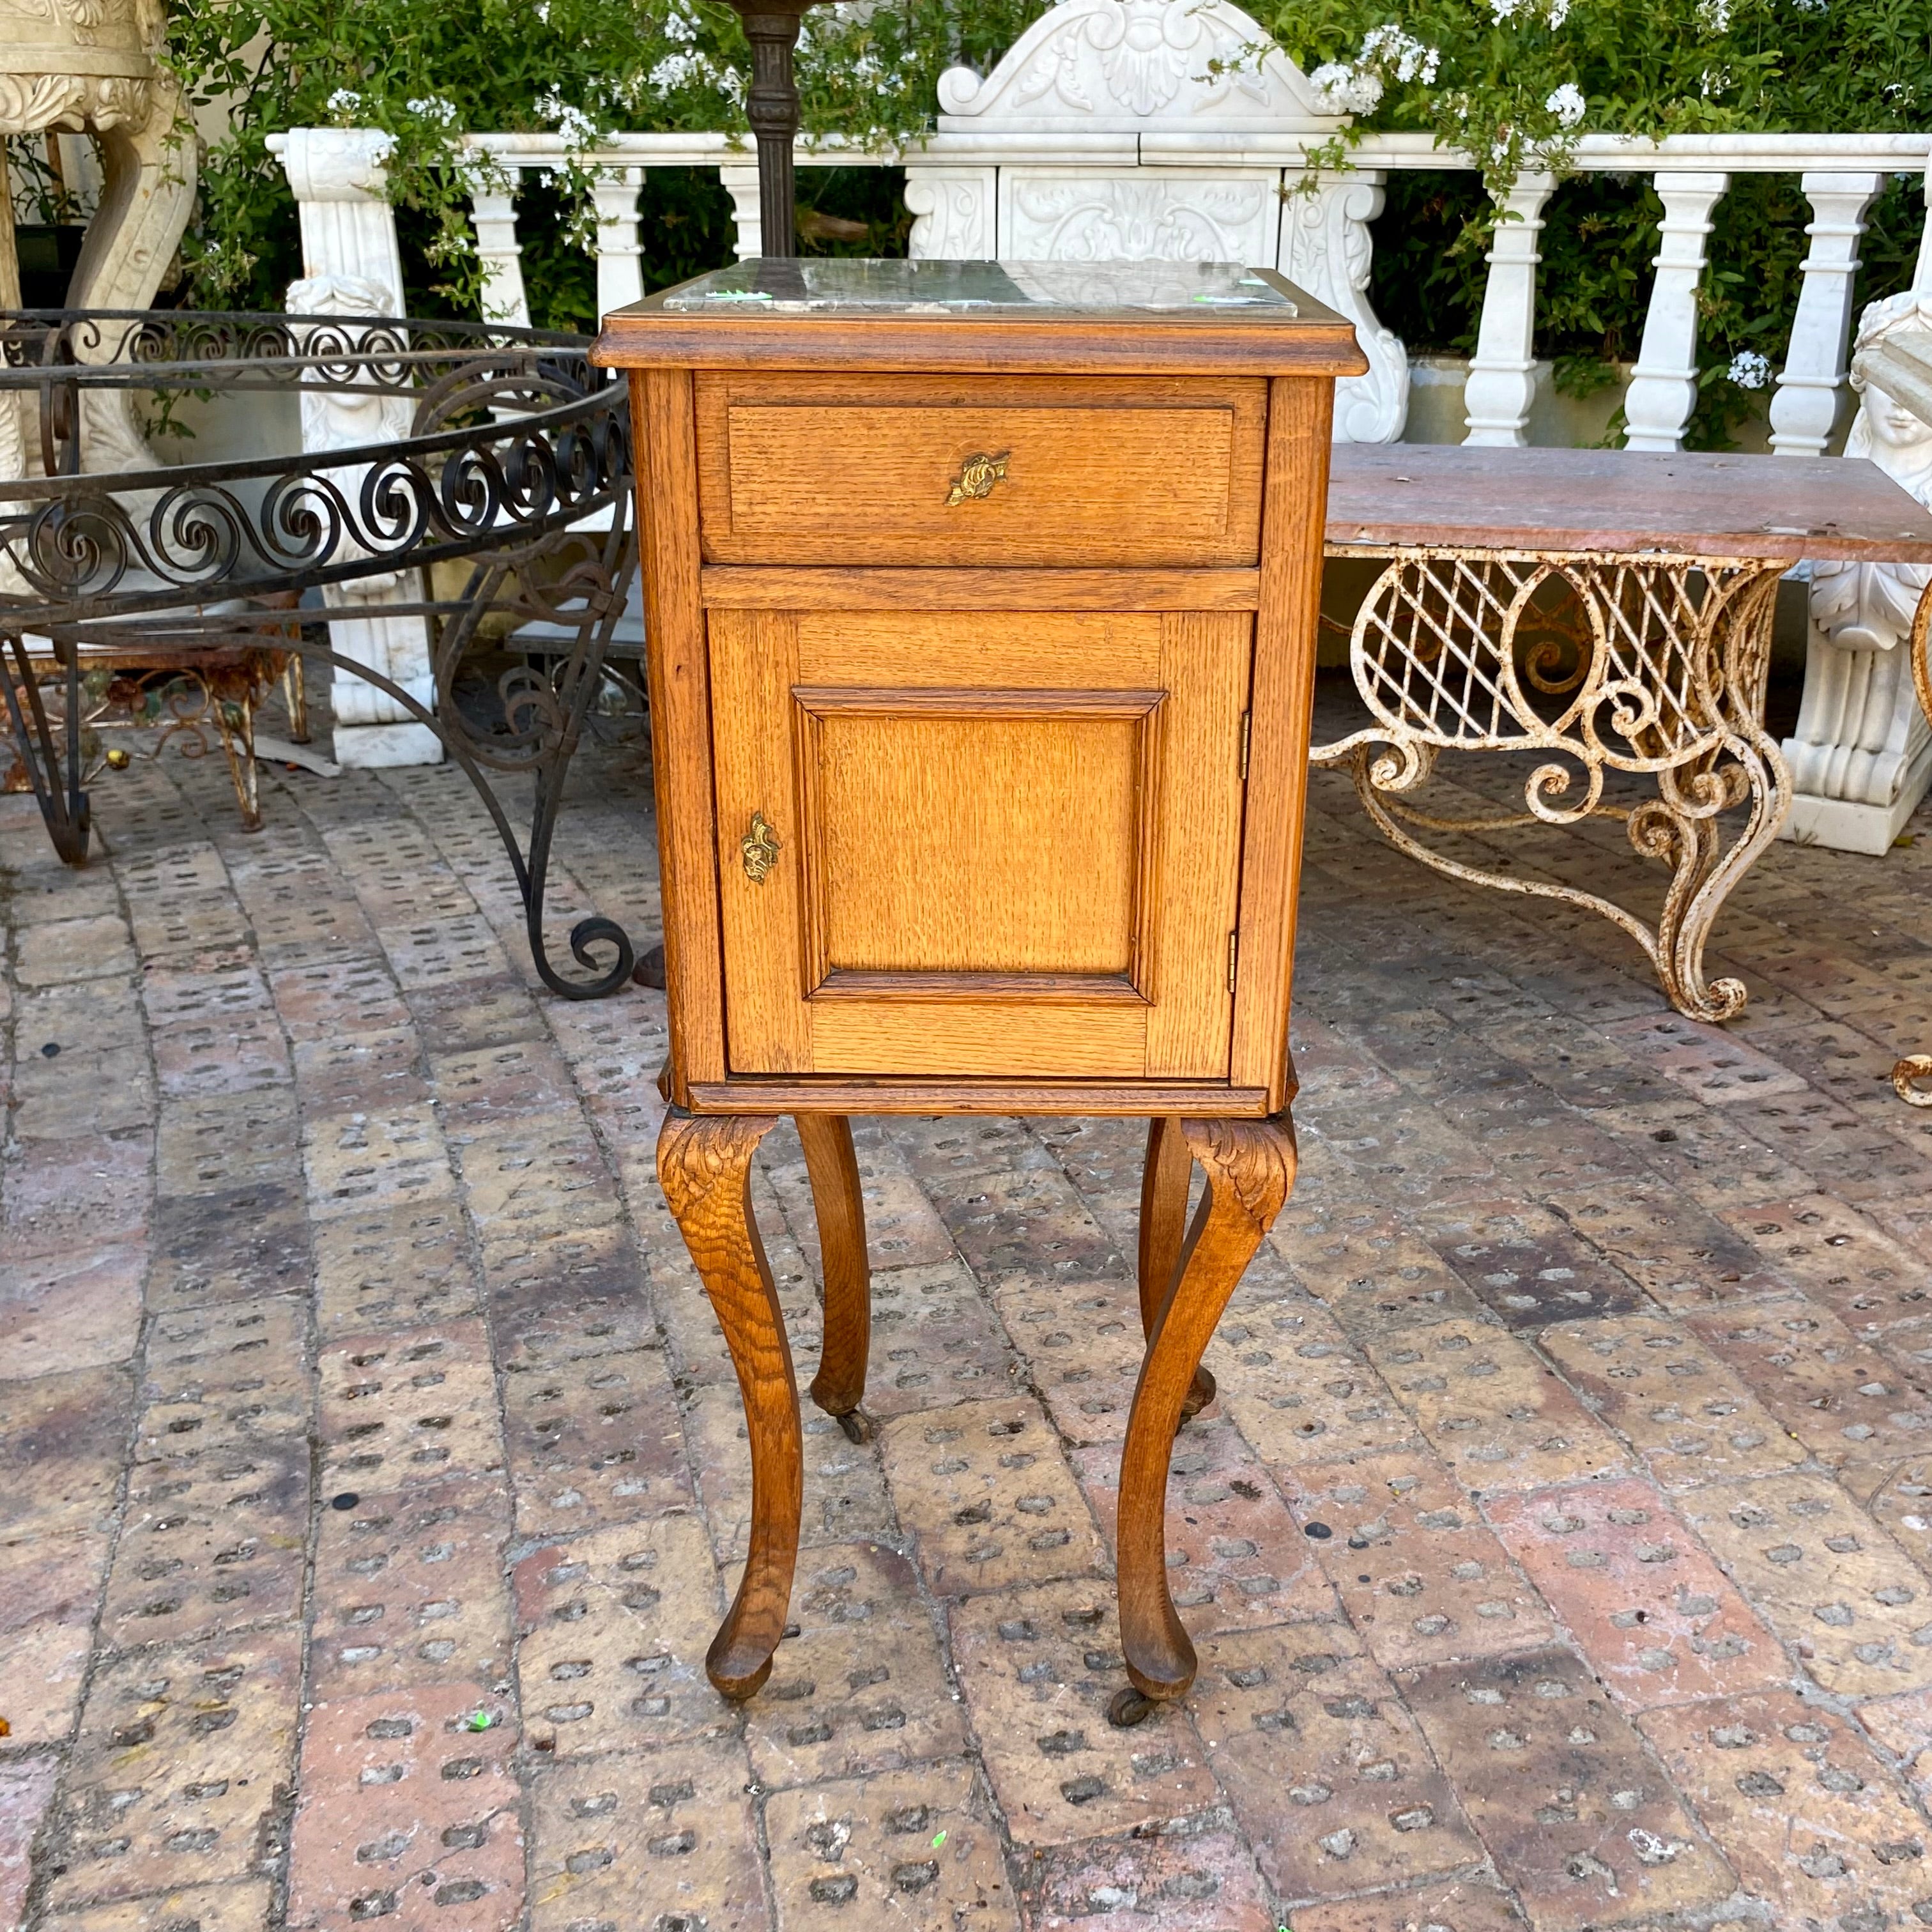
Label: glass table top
xmin=660 ymin=257 xmax=1296 ymax=315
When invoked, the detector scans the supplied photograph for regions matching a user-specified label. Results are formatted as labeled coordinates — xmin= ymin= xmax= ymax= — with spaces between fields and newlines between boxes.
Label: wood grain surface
xmin=1326 ymin=442 xmax=1932 ymax=562
xmin=685 ymin=1077 xmax=1269 ymax=1115
xmin=655 ymin=1107 xmax=793 ymax=1698
xmin=695 ymin=372 xmax=1266 ymax=568
xmin=702 ymin=567 xmax=1263 ymax=611
xmin=797 ymin=1114 xmax=870 ymax=1423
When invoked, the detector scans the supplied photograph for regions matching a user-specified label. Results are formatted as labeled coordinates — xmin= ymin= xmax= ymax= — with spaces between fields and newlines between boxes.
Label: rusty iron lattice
xmin=1309 ymin=544 xmax=1792 ymax=1026
xmin=1897 ymin=579 xmax=1932 ymax=1108
xmin=0 ymin=308 xmax=641 ymax=1000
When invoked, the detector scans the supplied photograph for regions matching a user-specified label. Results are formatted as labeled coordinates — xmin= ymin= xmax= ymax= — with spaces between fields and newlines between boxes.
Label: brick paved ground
xmin=4 ymin=673 xmax=1932 ymax=1932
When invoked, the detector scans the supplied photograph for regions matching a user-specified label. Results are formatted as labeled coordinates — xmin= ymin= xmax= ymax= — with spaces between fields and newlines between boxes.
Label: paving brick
xmin=1603 ymin=1013 xmax=1812 ymax=1104
xmin=0 ymin=1533 xmax=106 ymax=1744
xmin=1677 ymin=1472 xmax=1932 ymax=1698
xmin=1483 ymin=1477 xmax=1782 ymax=1709
xmin=0 ymin=1365 xmax=134 ymax=1540
xmin=304 ymin=1103 xmax=457 ymax=1223
xmin=1712 ymin=1193 xmax=1930 ymax=1340
xmin=40 ymin=1878 xmax=275 ymax=1932
xmin=135 ymin=1295 xmax=309 ymax=1463
xmin=1538 ymin=1313 xmax=1806 ymax=1491
xmin=525 ymin=1734 xmax=764 ymax=1932
xmin=310 ymin=1198 xmax=479 ymax=1338
xmin=990 ymin=1274 xmax=1147 ymax=1449
xmin=102 ymin=1444 xmax=308 ymax=1651
xmin=1319 ymin=1100 xmax=1505 ymax=1209
xmin=1402 ymin=1646 xmax=1733 ymax=1931
xmin=1683 ymin=1297 xmax=1932 ymax=1496
xmin=1020 ymin=1828 xmax=1277 ymax=1932
xmin=318 ymin=1321 xmax=504 ymax=1489
xmin=1204 ymin=1298 xmax=1416 ymax=1468
xmin=288 ymin=1683 xmax=521 ymax=1931
xmin=1590 ymin=1095 xmax=1813 ymax=1213
xmin=147 ymin=1181 xmax=310 ymax=1312
xmin=916 ymin=1157 xmax=1121 ymax=1286
xmin=762 ymin=1123 xmax=957 ymax=1277
xmin=1416 ymin=1200 xmax=1647 ymax=1328
xmin=43 ymin=1629 xmax=302 ymax=1912
xmin=510 ymin=1515 xmax=724 ymax=1754
xmin=1281 ymin=1450 xmax=1554 ymax=1672
xmin=687 ymin=1386 xmax=890 ymax=1561
xmin=155 ymin=1092 xmax=301 ymax=1199
xmin=878 ymin=1395 xmax=1103 ymax=1598
xmin=1 ymin=1130 xmax=150 ymax=1258
xmin=310 ymin=1476 xmax=513 ymax=1696
xmin=1853 ymin=1685 xmax=1932 ymax=1811
xmin=1282 ymin=1873 xmax=1528 ymax=1931
xmin=291 ymin=1025 xmax=429 ymax=1112
xmin=855 ymin=1259 xmax=1020 ymax=1416
xmin=767 ymin=1758 xmax=1018 ymax=1930
xmin=1193 ymin=1634 xmax=1480 ymax=1903
xmin=1640 ymin=1690 xmax=1932 ymax=1926
xmin=1075 ymin=1420 xmax=1342 ymax=1639
xmin=501 ymin=1335 xmax=689 ymax=1539
xmin=267 ymin=948 xmax=413 ymax=1043
xmin=1271 ymin=1208 xmax=1492 ymax=1343
xmin=2 ymin=1758 xmax=59 ymax=1924
xmin=1863 ymin=1459 xmax=1932 ymax=1581
xmin=735 ymin=1542 xmax=966 ymax=1791
xmin=0 ymin=1243 xmax=144 ymax=1380
xmin=948 ymin=1579 xmax=1218 ymax=1847
xmin=1365 ymin=1317 xmax=1629 ymax=1495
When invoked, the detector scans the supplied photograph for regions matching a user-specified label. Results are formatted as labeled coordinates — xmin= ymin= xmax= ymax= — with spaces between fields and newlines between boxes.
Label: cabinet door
xmin=709 ymin=609 xmax=1251 ymax=1080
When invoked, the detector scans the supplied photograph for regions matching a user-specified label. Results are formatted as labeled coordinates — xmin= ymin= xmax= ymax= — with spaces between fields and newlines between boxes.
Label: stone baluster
xmin=721 ymin=164 xmax=763 ymax=259
xmin=278 ymin=130 xmax=441 ymax=768
xmin=1460 ymin=172 xmax=1557 ymax=447
xmin=1623 ymin=171 xmax=1729 ymax=452
xmin=470 ymin=173 xmax=532 ymax=327
xmin=1768 ymin=171 xmax=1885 ymax=457
xmin=588 ymin=166 xmax=645 ymax=319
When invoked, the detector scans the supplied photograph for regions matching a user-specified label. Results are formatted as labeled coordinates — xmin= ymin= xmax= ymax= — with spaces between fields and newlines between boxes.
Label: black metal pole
xmin=739 ymin=6 xmax=807 ymax=257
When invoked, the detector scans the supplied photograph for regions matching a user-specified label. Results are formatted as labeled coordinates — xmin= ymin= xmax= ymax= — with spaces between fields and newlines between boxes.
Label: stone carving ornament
xmin=1785 ymin=292 xmax=1932 ymax=851
xmin=913 ymin=0 xmax=1408 ymax=441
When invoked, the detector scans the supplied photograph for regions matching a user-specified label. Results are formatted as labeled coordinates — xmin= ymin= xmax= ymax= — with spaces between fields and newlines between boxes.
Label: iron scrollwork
xmin=0 ymin=307 xmax=643 ymax=1000
xmin=1310 ymin=545 xmax=1790 ymax=1025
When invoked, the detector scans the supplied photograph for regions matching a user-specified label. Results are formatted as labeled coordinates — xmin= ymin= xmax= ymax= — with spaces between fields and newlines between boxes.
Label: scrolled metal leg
xmin=2 ymin=632 xmax=90 ymax=864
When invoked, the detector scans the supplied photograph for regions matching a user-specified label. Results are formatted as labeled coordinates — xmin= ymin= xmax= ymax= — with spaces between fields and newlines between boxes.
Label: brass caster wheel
xmin=835 ymin=1407 xmax=876 ymax=1445
xmin=1106 ymin=1687 xmax=1157 ymax=1728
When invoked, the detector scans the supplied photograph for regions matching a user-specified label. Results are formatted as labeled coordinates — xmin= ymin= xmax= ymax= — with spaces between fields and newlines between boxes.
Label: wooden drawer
xmin=694 ymin=372 xmax=1267 ymax=567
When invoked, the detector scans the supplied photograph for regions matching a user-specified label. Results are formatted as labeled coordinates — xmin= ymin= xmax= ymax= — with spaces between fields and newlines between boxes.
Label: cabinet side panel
xmin=1145 ymin=612 xmax=1250 ymax=1079
xmin=1230 ymin=376 xmax=1335 ymax=1105
xmin=634 ymin=367 xmax=726 ymax=1093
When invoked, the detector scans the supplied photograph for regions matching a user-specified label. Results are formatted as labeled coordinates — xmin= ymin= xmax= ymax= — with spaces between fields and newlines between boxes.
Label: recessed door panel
xmin=709 ymin=608 xmax=1250 ymax=1080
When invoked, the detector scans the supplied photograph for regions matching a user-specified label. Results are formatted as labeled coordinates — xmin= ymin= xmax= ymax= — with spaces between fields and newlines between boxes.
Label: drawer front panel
xmin=695 ymin=374 xmax=1266 ymax=567
xmin=709 ymin=608 xmax=1250 ymax=1082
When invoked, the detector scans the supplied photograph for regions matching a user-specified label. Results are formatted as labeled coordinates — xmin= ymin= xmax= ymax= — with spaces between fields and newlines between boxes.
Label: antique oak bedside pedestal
xmin=594 ymin=258 xmax=1365 ymax=1726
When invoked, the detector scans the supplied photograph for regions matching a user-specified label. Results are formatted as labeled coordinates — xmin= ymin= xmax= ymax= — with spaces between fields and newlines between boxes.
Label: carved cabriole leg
xmin=1137 ymin=1117 xmax=1214 ymax=1421
xmin=1113 ymin=1114 xmax=1296 ymax=1724
xmin=656 ymin=1107 xmax=796 ymax=1699
xmin=797 ymin=1114 xmax=873 ymax=1442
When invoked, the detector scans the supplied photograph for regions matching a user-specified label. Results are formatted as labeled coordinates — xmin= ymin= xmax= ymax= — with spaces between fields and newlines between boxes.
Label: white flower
xmin=325 ymin=87 xmax=363 ymax=122
xmin=1361 ymin=22 xmax=1439 ymax=83
xmin=1544 ymin=82 xmax=1585 ymax=126
xmin=664 ymin=5 xmax=698 ymax=42
xmin=1491 ymin=0 xmax=1522 ymax=18
xmin=1728 ymin=350 xmax=1772 ymax=389
xmin=1696 ymin=0 xmax=1730 ymax=29
xmin=1699 ymin=64 xmax=1731 ymax=96
xmin=1545 ymin=0 xmax=1570 ymax=25
xmin=404 ymin=95 xmax=459 ymax=128
xmin=1309 ymin=61 xmax=1384 ymax=114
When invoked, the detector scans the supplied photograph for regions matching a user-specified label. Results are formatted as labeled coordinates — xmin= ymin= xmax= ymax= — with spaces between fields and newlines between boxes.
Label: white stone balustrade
xmin=273 ymin=3 xmax=1932 ymax=840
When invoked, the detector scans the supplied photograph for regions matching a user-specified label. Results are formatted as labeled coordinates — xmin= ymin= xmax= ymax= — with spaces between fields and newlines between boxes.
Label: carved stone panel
xmin=999 ymin=169 xmax=1279 ymax=272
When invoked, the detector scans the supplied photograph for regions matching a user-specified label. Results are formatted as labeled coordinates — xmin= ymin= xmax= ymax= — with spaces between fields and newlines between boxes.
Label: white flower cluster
xmin=1695 ymin=0 xmax=1731 ymax=31
xmin=1492 ymin=0 xmax=1570 ymax=26
xmin=1310 ymin=21 xmax=1439 ymax=115
xmin=325 ymin=87 xmax=363 ymax=123
xmin=405 ymin=95 xmax=459 ymax=127
xmin=1728 ymin=349 xmax=1772 ymax=389
xmin=1544 ymin=80 xmax=1585 ymax=126
xmin=535 ymin=91 xmax=599 ymax=145
xmin=1309 ymin=61 xmax=1384 ymax=113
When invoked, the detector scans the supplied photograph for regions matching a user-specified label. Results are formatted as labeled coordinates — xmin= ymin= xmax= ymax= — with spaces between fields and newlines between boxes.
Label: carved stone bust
xmin=1811 ymin=292 xmax=1932 ymax=654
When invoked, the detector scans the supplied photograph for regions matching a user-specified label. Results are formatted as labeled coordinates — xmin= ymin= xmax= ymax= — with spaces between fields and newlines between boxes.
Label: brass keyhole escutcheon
xmin=946 ymin=450 xmax=1009 ymax=506
xmin=741 ymin=810 xmax=780 ymax=882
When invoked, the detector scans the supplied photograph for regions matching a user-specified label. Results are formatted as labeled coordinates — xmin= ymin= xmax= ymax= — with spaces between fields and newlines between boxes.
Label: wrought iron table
xmin=0 ymin=307 xmax=643 ymax=999
xmin=1311 ymin=444 xmax=1932 ymax=1024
